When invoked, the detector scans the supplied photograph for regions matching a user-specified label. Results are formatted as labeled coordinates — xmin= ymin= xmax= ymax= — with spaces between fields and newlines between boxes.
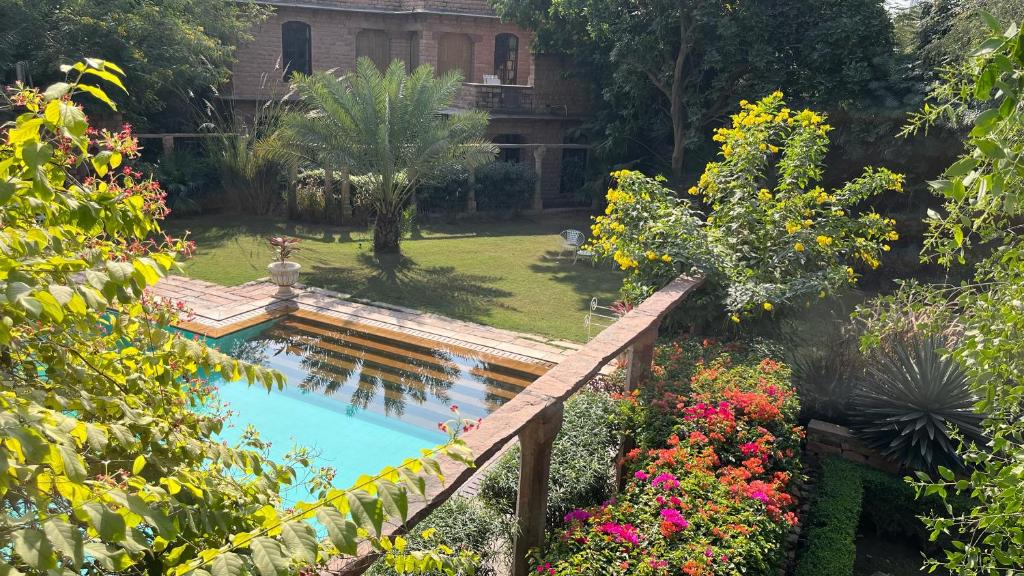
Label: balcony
xmin=456 ymin=83 xmax=574 ymax=117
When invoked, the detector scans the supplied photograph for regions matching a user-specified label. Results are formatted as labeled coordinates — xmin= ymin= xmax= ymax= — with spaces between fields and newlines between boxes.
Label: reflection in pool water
xmin=193 ymin=312 xmax=545 ymax=494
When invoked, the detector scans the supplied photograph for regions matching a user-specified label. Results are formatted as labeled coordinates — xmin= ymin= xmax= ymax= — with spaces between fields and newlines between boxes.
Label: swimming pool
xmin=193 ymin=311 xmax=546 ymax=495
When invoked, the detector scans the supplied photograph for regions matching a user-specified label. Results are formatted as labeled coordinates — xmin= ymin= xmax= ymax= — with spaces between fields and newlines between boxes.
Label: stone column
xmin=466 ymin=169 xmax=477 ymax=214
xmin=287 ymin=162 xmax=298 ymax=219
xmin=339 ymin=167 xmax=353 ymax=222
xmin=323 ymin=167 xmax=337 ymax=222
xmin=532 ymin=145 xmax=547 ymax=212
xmin=512 ymin=402 xmax=563 ymax=576
xmin=161 ymin=135 xmax=175 ymax=157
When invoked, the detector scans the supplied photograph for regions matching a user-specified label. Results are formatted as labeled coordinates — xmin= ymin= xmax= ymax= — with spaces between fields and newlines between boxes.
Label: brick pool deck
xmin=150 ymin=275 xmax=582 ymax=370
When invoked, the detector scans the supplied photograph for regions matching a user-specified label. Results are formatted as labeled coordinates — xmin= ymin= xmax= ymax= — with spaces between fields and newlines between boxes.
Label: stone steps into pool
xmin=287 ymin=310 xmax=553 ymax=377
xmin=274 ymin=316 xmax=538 ymax=389
xmin=253 ymin=313 xmax=548 ymax=432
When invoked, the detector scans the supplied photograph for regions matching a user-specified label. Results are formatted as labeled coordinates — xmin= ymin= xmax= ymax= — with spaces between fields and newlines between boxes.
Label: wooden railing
xmin=330 ymin=274 xmax=706 ymax=576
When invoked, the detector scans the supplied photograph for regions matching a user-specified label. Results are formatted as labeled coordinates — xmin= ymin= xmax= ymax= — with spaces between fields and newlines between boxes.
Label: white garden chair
xmin=560 ymin=229 xmax=586 ymax=262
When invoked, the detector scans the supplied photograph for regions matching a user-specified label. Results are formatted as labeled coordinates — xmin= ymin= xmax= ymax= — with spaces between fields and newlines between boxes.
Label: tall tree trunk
xmin=670 ymin=13 xmax=689 ymax=186
xmin=373 ymin=210 xmax=402 ymax=254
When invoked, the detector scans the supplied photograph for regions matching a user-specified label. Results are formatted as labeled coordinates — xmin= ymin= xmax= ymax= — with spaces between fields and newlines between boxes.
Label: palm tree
xmin=275 ymin=58 xmax=495 ymax=254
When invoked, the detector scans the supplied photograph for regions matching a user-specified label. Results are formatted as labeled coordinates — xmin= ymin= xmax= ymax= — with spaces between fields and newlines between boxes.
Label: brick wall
xmin=232 ymin=6 xmax=535 ymax=97
xmin=804 ymin=420 xmax=902 ymax=474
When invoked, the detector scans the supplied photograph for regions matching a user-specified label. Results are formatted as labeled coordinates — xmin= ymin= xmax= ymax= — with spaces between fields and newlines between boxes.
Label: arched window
xmin=282 ymin=21 xmax=312 ymax=79
xmin=494 ymin=33 xmax=519 ymax=85
xmin=436 ymin=33 xmax=473 ymax=80
xmin=356 ymin=30 xmax=391 ymax=71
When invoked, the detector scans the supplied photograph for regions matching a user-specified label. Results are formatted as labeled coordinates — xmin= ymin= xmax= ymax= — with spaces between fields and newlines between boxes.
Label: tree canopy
xmin=0 ymin=61 xmax=476 ymax=576
xmin=0 ymin=0 xmax=268 ymax=129
xmin=490 ymin=0 xmax=901 ymax=183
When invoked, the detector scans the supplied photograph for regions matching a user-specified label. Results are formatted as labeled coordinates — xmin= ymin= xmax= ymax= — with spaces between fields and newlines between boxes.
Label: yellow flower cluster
xmin=786 ymin=222 xmax=801 ymax=234
xmin=794 ymin=242 xmax=805 ymax=252
xmin=816 ymin=235 xmax=833 ymax=247
xmin=758 ymin=188 xmax=773 ymax=202
xmin=614 ymin=251 xmax=638 ymax=270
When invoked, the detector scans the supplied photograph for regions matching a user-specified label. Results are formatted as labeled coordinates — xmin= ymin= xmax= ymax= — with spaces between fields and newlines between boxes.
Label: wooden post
xmin=340 ymin=167 xmax=353 ymax=223
xmin=161 ymin=135 xmax=175 ymax=157
xmin=532 ymin=145 xmax=547 ymax=212
xmin=613 ymin=326 xmax=659 ymax=489
xmin=625 ymin=326 xmax=659 ymax=391
xmin=512 ymin=402 xmax=563 ymax=576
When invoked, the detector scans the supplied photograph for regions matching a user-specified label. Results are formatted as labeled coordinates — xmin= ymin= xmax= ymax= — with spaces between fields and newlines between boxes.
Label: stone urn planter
xmin=268 ymin=236 xmax=302 ymax=297
xmin=267 ymin=261 xmax=301 ymax=296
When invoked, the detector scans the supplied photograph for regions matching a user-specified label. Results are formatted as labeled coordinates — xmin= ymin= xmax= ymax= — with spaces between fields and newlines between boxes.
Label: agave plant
xmin=851 ymin=336 xmax=984 ymax=472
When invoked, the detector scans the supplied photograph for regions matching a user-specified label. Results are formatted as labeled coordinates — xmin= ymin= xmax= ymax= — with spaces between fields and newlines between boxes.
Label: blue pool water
xmin=187 ymin=313 xmax=542 ymax=501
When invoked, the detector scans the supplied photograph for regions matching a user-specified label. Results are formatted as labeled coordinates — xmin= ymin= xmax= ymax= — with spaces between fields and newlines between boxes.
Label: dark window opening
xmin=356 ymin=30 xmax=391 ymax=71
xmin=494 ymin=34 xmax=519 ymax=85
xmin=494 ymin=134 xmax=523 ymax=163
xmin=560 ymin=148 xmax=588 ymax=195
xmin=282 ymin=21 xmax=312 ymax=79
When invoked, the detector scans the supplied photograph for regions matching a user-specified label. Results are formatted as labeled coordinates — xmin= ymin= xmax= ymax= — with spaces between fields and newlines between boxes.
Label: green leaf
xmin=36 ymin=290 xmax=64 ymax=322
xmin=211 ymin=552 xmax=245 ymax=576
xmin=75 ymin=84 xmax=117 ymax=110
xmin=317 ymin=507 xmax=358 ymax=556
xmin=347 ymin=490 xmax=384 ymax=537
xmin=83 ymin=543 xmax=133 ymax=571
xmin=82 ymin=68 xmax=127 ymax=92
xmin=106 ymin=260 xmax=134 ymax=284
xmin=0 ymin=563 xmax=24 ymax=576
xmin=250 ymin=537 xmax=288 ymax=576
xmin=976 ymin=138 xmax=1007 ymax=159
xmin=376 ymin=480 xmax=408 ymax=523
xmin=43 ymin=518 xmax=85 ymax=569
xmin=43 ymin=82 xmax=72 ymax=102
xmin=12 ymin=528 xmax=56 ymax=571
xmin=58 ymin=443 xmax=85 ymax=481
xmin=132 ymin=454 xmax=146 ymax=475
xmin=126 ymin=494 xmax=177 ymax=539
xmin=79 ymin=502 xmax=127 ymax=541
xmin=280 ymin=521 xmax=318 ymax=564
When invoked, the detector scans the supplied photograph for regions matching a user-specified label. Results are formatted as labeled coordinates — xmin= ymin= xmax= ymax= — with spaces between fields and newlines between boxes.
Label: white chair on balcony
xmin=560 ymin=229 xmax=586 ymax=263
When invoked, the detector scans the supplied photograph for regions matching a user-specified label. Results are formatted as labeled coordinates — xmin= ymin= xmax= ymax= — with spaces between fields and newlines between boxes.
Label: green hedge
xmin=794 ymin=456 xmax=961 ymax=576
xmin=794 ymin=458 xmax=864 ymax=576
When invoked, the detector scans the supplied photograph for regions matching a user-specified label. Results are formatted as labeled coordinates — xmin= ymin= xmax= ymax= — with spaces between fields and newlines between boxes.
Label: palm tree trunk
xmin=373 ymin=211 xmax=402 ymax=254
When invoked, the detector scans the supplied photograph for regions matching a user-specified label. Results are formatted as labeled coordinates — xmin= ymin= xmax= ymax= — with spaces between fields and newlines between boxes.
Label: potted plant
xmin=267 ymin=236 xmax=301 ymax=296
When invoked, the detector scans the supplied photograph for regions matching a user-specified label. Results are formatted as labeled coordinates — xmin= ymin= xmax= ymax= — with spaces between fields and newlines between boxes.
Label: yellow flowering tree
xmin=591 ymin=170 xmax=713 ymax=304
xmin=593 ymin=93 xmax=902 ymax=322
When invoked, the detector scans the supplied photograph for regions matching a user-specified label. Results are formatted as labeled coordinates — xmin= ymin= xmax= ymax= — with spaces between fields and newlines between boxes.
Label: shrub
xmin=293 ymin=168 xmax=332 ymax=222
xmin=793 ymin=458 xmax=864 ymax=576
xmin=851 ymin=335 xmax=984 ymax=472
xmin=417 ymin=166 xmax=472 ymax=215
xmin=478 ymin=391 xmax=619 ymax=525
xmin=473 ymin=161 xmax=536 ymax=212
xmin=368 ymin=497 xmax=515 ymax=576
xmin=537 ymin=347 xmax=802 ymax=575
xmin=591 ymin=93 xmax=903 ymax=322
xmin=152 ymin=149 xmax=219 ymax=216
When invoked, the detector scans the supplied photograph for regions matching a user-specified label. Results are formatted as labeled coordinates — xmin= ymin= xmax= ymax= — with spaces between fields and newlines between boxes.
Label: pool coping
xmin=149 ymin=275 xmax=582 ymax=367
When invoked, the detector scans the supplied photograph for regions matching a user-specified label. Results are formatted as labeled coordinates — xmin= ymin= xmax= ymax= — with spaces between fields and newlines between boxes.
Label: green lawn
xmin=165 ymin=214 xmax=622 ymax=342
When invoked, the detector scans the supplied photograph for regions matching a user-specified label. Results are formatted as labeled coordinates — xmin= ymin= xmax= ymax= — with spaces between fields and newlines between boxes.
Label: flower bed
xmin=537 ymin=344 xmax=802 ymax=575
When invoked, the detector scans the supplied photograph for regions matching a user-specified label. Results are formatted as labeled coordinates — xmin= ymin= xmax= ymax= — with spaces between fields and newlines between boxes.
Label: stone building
xmin=228 ymin=0 xmax=595 ymax=209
